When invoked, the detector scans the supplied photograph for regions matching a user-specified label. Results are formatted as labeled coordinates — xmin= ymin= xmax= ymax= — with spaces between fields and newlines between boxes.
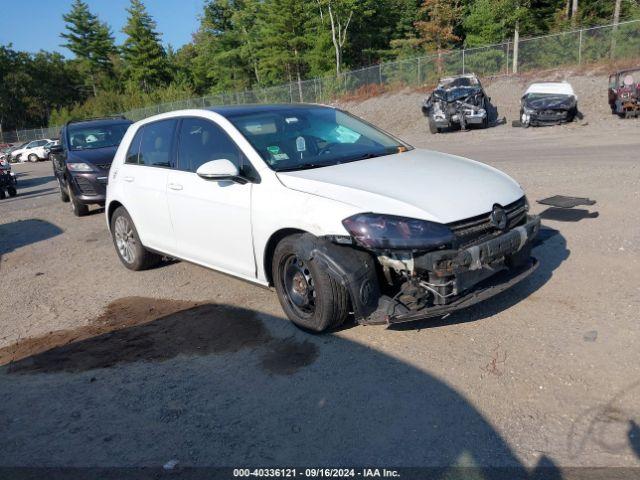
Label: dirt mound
xmin=337 ymin=71 xmax=625 ymax=143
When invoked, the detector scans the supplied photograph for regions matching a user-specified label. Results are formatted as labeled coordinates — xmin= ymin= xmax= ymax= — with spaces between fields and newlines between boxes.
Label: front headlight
xmin=67 ymin=162 xmax=94 ymax=172
xmin=342 ymin=213 xmax=455 ymax=250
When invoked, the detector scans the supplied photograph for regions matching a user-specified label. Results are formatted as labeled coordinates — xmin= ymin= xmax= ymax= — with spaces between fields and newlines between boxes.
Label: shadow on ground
xmin=539 ymin=207 xmax=599 ymax=222
xmin=0 ymin=296 xmax=561 ymax=476
xmin=15 ymin=174 xmax=56 ymax=189
xmin=0 ymin=219 xmax=63 ymax=261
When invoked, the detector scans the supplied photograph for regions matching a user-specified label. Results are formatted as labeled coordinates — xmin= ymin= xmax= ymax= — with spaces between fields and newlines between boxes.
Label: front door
xmin=166 ymin=116 xmax=255 ymax=278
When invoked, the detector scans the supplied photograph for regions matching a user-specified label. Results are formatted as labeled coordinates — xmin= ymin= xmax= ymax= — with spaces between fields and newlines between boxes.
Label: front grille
xmin=447 ymin=196 xmax=527 ymax=248
xmin=95 ymin=163 xmax=112 ymax=171
xmin=75 ymin=177 xmax=98 ymax=196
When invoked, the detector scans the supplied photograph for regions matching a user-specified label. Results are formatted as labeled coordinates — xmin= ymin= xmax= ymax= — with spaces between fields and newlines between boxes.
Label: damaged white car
xmin=516 ymin=82 xmax=580 ymax=127
xmin=107 ymin=104 xmax=540 ymax=332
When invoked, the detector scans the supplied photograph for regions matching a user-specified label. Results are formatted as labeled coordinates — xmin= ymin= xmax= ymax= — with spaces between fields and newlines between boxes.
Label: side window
xmin=138 ymin=119 xmax=177 ymax=168
xmin=126 ymin=129 xmax=143 ymax=164
xmin=27 ymin=141 xmax=37 ymax=148
xmin=177 ymin=118 xmax=242 ymax=172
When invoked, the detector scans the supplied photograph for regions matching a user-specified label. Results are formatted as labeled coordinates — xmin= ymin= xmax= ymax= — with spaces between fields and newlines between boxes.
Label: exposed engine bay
xmin=421 ymin=74 xmax=499 ymax=134
xmin=308 ymin=196 xmax=540 ymax=325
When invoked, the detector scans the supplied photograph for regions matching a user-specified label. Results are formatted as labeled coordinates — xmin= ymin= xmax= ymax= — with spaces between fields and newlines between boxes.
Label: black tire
xmin=58 ymin=178 xmax=70 ymax=202
xmin=7 ymin=186 xmax=16 ymax=197
xmin=428 ymin=117 xmax=439 ymax=134
xmin=0 ymin=189 xmax=5 ymax=200
xmin=28 ymin=153 xmax=38 ymax=162
xmin=273 ymin=234 xmax=349 ymax=332
xmin=110 ymin=206 xmax=161 ymax=271
xmin=67 ymin=182 xmax=89 ymax=216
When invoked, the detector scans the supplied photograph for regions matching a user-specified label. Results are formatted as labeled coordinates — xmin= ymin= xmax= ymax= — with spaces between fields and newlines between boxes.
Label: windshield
xmin=67 ymin=122 xmax=131 ymax=151
xmin=225 ymin=107 xmax=410 ymax=172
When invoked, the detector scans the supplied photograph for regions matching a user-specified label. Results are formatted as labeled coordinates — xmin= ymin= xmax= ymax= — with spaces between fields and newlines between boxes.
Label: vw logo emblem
xmin=490 ymin=205 xmax=508 ymax=230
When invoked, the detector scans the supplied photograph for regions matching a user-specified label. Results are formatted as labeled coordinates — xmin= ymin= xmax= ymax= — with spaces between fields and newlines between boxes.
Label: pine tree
xmin=191 ymin=0 xmax=258 ymax=94
xmin=61 ymin=0 xmax=116 ymax=96
xmin=256 ymin=0 xmax=314 ymax=95
xmin=122 ymin=0 xmax=169 ymax=92
xmin=414 ymin=0 xmax=462 ymax=52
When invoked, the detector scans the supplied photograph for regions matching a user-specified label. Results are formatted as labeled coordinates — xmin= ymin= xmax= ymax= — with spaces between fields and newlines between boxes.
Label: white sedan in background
xmin=11 ymin=138 xmax=54 ymax=162
xmin=106 ymin=104 xmax=540 ymax=332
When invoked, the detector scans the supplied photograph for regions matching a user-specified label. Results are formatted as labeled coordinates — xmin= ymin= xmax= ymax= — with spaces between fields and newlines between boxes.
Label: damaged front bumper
xmin=363 ymin=215 xmax=541 ymax=325
xmin=523 ymin=109 xmax=570 ymax=126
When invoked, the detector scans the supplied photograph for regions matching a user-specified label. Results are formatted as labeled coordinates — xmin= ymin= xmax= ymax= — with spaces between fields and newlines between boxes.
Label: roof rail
xmin=65 ymin=115 xmax=129 ymax=126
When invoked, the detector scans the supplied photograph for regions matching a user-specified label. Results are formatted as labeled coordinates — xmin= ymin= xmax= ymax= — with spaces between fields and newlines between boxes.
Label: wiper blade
xmin=276 ymin=162 xmax=328 ymax=172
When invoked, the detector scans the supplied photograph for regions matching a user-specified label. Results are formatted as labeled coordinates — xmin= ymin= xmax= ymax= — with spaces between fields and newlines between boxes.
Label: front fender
xmin=296 ymin=234 xmax=381 ymax=320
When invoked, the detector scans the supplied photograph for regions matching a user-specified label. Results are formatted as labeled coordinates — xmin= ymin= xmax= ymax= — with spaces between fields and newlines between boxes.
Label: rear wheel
xmin=7 ymin=186 xmax=16 ymax=197
xmin=0 ymin=189 xmax=5 ymax=200
xmin=110 ymin=206 xmax=161 ymax=271
xmin=28 ymin=153 xmax=38 ymax=162
xmin=273 ymin=234 xmax=349 ymax=332
xmin=67 ymin=182 xmax=89 ymax=217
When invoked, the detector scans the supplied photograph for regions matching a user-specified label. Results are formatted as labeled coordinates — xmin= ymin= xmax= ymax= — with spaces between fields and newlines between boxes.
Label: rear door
xmin=119 ymin=119 xmax=178 ymax=254
xmin=166 ymin=116 xmax=255 ymax=278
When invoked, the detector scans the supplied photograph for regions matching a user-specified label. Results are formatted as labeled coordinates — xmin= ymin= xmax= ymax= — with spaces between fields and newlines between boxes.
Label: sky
xmin=0 ymin=0 xmax=205 ymax=56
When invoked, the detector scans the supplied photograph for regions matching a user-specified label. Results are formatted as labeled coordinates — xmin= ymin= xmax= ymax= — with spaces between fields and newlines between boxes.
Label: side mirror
xmin=49 ymin=144 xmax=63 ymax=154
xmin=196 ymin=159 xmax=244 ymax=183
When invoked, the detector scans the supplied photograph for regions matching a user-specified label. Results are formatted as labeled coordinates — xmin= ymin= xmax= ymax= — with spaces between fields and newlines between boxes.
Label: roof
xmin=66 ymin=117 xmax=132 ymax=129
xmin=206 ymin=103 xmax=330 ymax=117
xmin=524 ymin=82 xmax=576 ymax=97
xmin=613 ymin=67 xmax=640 ymax=76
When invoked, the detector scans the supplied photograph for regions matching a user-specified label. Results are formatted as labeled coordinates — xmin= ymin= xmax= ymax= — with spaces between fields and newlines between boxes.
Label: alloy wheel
xmin=114 ymin=216 xmax=136 ymax=264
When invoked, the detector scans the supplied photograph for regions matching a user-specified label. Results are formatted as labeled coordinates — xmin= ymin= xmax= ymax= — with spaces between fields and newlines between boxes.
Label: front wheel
xmin=428 ymin=117 xmax=439 ymax=134
xmin=58 ymin=178 xmax=70 ymax=202
xmin=110 ymin=206 xmax=161 ymax=270
xmin=7 ymin=186 xmax=16 ymax=197
xmin=273 ymin=235 xmax=350 ymax=332
xmin=67 ymin=182 xmax=89 ymax=216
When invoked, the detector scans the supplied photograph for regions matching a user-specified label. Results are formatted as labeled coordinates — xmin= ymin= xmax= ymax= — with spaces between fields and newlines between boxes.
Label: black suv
xmin=51 ymin=117 xmax=132 ymax=216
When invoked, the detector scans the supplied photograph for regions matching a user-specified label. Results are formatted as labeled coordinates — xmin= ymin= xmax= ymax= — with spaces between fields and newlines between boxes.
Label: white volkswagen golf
xmin=106 ymin=104 xmax=540 ymax=332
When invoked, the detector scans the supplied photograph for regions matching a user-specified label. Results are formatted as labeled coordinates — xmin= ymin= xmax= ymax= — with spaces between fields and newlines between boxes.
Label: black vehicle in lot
xmin=50 ymin=117 xmax=132 ymax=216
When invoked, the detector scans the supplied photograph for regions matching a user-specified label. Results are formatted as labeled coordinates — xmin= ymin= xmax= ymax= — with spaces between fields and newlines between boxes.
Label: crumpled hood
xmin=276 ymin=149 xmax=524 ymax=224
xmin=67 ymin=146 xmax=118 ymax=165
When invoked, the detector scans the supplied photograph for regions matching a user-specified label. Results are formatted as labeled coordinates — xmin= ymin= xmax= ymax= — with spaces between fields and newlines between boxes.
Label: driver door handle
xmin=123 ymin=176 xmax=134 ymax=182
xmin=168 ymin=183 xmax=183 ymax=191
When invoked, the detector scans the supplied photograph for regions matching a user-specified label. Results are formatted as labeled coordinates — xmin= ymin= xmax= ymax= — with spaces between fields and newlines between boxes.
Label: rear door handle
xmin=168 ymin=183 xmax=183 ymax=191
xmin=123 ymin=176 xmax=134 ymax=182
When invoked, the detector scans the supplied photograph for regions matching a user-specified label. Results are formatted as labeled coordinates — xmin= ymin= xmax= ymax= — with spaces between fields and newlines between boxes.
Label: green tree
xmin=61 ymin=0 xmax=116 ymax=96
xmin=122 ymin=0 xmax=170 ymax=92
xmin=464 ymin=0 xmax=532 ymax=46
xmin=190 ymin=0 xmax=259 ymax=94
xmin=255 ymin=0 xmax=315 ymax=97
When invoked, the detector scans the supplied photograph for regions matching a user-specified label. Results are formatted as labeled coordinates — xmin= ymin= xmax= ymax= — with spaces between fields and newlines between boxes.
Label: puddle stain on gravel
xmin=0 ymin=297 xmax=317 ymax=376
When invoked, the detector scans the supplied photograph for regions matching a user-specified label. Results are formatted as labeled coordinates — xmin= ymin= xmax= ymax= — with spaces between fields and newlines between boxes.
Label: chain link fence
xmin=3 ymin=18 xmax=639 ymax=144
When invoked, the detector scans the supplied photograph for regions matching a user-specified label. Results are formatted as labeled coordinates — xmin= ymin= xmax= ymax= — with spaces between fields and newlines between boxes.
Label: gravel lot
xmin=1 ymin=75 xmax=639 ymax=473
